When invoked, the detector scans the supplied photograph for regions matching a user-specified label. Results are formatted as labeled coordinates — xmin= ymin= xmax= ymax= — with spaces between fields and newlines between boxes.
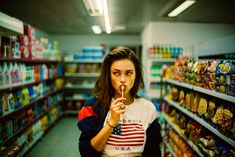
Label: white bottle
xmin=20 ymin=64 xmax=27 ymax=83
xmin=0 ymin=65 xmax=4 ymax=89
xmin=9 ymin=62 xmax=14 ymax=85
xmin=3 ymin=63 xmax=10 ymax=88
xmin=14 ymin=63 xmax=20 ymax=84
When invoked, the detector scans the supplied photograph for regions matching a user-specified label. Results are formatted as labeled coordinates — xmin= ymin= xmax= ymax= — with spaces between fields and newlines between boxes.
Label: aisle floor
xmin=25 ymin=117 xmax=81 ymax=157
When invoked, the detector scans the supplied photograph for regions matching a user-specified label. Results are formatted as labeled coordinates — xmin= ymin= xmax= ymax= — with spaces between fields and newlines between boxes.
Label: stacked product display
xmin=161 ymin=57 xmax=235 ymax=157
xmin=148 ymin=44 xmax=184 ymax=58
xmin=63 ymin=46 xmax=104 ymax=114
xmin=145 ymin=44 xmax=186 ymax=111
xmin=0 ymin=13 xmax=64 ymax=157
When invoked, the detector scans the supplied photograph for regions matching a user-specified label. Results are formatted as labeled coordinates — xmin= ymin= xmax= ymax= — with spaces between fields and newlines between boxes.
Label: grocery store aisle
xmin=25 ymin=117 xmax=81 ymax=157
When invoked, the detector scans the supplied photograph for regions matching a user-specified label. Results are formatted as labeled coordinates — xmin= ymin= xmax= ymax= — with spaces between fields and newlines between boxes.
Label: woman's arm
xmin=91 ymin=97 xmax=126 ymax=151
xmin=78 ymin=97 xmax=126 ymax=156
xmin=91 ymin=120 xmax=115 ymax=151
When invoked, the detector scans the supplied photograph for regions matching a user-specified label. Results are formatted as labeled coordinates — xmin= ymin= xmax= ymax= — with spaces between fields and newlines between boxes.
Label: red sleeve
xmin=78 ymin=106 xmax=98 ymax=120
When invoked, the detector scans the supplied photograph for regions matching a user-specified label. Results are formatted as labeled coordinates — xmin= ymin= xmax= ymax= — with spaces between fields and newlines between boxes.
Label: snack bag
xmin=197 ymin=97 xmax=208 ymax=117
xmin=212 ymin=105 xmax=224 ymax=128
xmin=191 ymin=93 xmax=199 ymax=114
xmin=221 ymin=106 xmax=234 ymax=135
xmin=204 ymin=100 xmax=216 ymax=124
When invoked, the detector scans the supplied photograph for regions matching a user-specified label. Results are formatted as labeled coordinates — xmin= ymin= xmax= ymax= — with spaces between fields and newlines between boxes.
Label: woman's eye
xmin=113 ymin=72 xmax=120 ymax=76
xmin=126 ymin=72 xmax=133 ymax=76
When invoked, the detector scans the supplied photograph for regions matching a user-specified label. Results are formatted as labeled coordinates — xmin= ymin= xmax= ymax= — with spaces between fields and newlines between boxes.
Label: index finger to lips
xmin=114 ymin=97 xmax=126 ymax=103
xmin=110 ymin=101 xmax=123 ymax=109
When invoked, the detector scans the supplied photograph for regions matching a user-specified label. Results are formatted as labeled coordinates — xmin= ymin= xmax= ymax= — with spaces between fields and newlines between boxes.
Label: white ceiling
xmin=1 ymin=0 xmax=235 ymax=35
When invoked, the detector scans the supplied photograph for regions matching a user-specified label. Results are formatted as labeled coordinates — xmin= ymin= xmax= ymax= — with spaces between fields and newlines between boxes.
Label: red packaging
xmin=20 ymin=45 xmax=29 ymax=59
xmin=17 ymin=35 xmax=29 ymax=46
xmin=28 ymin=44 xmax=36 ymax=59
xmin=24 ymin=24 xmax=36 ymax=44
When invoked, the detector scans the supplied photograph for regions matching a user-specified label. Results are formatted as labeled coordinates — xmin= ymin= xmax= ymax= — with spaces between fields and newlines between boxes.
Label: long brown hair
xmin=94 ymin=47 xmax=144 ymax=117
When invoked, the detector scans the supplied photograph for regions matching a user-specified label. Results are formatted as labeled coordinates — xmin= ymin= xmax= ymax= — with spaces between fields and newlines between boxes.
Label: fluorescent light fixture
xmin=168 ymin=0 xmax=196 ymax=17
xmin=83 ymin=0 xmax=103 ymax=16
xmin=92 ymin=25 xmax=102 ymax=34
xmin=103 ymin=0 xmax=111 ymax=34
xmin=96 ymin=0 xmax=103 ymax=15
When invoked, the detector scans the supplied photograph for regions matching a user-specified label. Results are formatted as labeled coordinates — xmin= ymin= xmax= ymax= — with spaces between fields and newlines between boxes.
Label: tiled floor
xmin=25 ymin=117 xmax=81 ymax=157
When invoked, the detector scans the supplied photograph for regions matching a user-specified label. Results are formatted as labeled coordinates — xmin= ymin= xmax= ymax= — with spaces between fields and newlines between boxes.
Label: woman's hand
xmin=108 ymin=97 xmax=126 ymax=127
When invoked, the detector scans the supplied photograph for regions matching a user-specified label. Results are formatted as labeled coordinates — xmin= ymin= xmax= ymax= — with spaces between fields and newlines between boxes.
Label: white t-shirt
xmin=102 ymin=97 xmax=158 ymax=157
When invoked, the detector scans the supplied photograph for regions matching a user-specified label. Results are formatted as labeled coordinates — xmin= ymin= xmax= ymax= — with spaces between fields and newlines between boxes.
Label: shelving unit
xmin=145 ymin=58 xmax=175 ymax=99
xmin=0 ymin=88 xmax=62 ymax=122
xmin=65 ymin=72 xmax=99 ymax=77
xmin=0 ymin=13 xmax=64 ymax=156
xmin=157 ymin=38 xmax=235 ymax=156
xmin=0 ymin=12 xmax=23 ymax=35
xmin=164 ymin=114 xmax=204 ymax=157
xmin=0 ymin=61 xmax=64 ymax=155
xmin=0 ymin=58 xmax=61 ymax=63
xmin=64 ymin=58 xmax=103 ymax=63
xmin=0 ymin=75 xmax=61 ymax=91
xmin=63 ymin=55 xmax=103 ymax=114
xmin=164 ymin=142 xmax=177 ymax=157
xmin=164 ymin=96 xmax=235 ymax=148
xmin=163 ymin=78 xmax=235 ymax=103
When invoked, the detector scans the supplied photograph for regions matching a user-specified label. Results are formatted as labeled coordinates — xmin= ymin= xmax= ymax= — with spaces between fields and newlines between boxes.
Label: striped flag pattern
xmin=107 ymin=123 xmax=145 ymax=147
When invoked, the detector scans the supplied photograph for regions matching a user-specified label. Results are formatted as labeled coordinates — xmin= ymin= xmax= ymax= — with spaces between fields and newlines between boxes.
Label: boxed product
xmin=215 ymin=85 xmax=227 ymax=94
xmin=227 ymin=85 xmax=235 ymax=96
xmin=216 ymin=60 xmax=235 ymax=86
xmin=204 ymin=60 xmax=218 ymax=90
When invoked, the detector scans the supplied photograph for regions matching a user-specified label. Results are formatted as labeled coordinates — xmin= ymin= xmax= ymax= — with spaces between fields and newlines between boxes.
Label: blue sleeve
xmin=77 ymin=97 xmax=103 ymax=157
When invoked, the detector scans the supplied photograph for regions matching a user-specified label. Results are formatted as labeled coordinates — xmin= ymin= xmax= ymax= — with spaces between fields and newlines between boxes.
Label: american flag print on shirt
xmin=106 ymin=122 xmax=145 ymax=147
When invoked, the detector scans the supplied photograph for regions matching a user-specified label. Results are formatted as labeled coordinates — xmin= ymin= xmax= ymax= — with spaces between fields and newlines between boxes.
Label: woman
xmin=77 ymin=47 xmax=162 ymax=157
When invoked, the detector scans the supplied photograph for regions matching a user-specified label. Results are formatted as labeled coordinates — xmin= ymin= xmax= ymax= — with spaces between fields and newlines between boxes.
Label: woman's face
xmin=110 ymin=59 xmax=136 ymax=98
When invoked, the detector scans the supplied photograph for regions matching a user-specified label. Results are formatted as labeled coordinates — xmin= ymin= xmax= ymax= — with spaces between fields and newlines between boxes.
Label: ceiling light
xmin=168 ymin=0 xmax=196 ymax=17
xmin=103 ymin=0 xmax=111 ymax=34
xmin=92 ymin=25 xmax=102 ymax=34
xmin=83 ymin=0 xmax=103 ymax=16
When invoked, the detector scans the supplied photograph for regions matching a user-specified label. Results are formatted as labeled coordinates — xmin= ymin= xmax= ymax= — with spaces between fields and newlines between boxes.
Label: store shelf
xmin=65 ymin=73 xmax=99 ymax=77
xmin=0 ymin=88 xmax=62 ymax=122
xmin=149 ymin=77 xmax=161 ymax=83
xmin=0 ymin=12 xmax=23 ymax=35
xmin=64 ymin=59 xmax=103 ymax=63
xmin=65 ymin=84 xmax=95 ymax=89
xmin=164 ymin=96 xmax=235 ymax=148
xmin=163 ymin=78 xmax=194 ymax=90
xmin=18 ymin=114 xmax=63 ymax=157
xmin=164 ymin=142 xmax=177 ymax=157
xmin=2 ymin=100 xmax=62 ymax=146
xmin=164 ymin=114 xmax=205 ymax=157
xmin=0 ymin=76 xmax=62 ymax=92
xmin=18 ymin=133 xmax=43 ymax=157
xmin=64 ymin=110 xmax=78 ymax=115
xmin=163 ymin=78 xmax=235 ymax=103
xmin=65 ymin=96 xmax=90 ymax=101
xmin=0 ymin=58 xmax=62 ymax=63
xmin=193 ymin=86 xmax=235 ymax=103
xmin=150 ymin=58 xmax=176 ymax=63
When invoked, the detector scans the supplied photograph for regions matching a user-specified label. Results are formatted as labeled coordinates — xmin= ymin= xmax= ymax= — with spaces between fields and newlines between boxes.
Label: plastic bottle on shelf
xmin=42 ymin=64 xmax=48 ymax=80
xmin=3 ymin=63 xmax=10 ymax=87
xmin=34 ymin=65 xmax=40 ymax=82
xmin=20 ymin=64 xmax=27 ymax=84
xmin=9 ymin=62 xmax=14 ymax=84
xmin=14 ymin=63 xmax=20 ymax=84
xmin=2 ymin=94 xmax=9 ymax=115
xmin=7 ymin=93 xmax=15 ymax=112
xmin=0 ymin=64 xmax=4 ymax=88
